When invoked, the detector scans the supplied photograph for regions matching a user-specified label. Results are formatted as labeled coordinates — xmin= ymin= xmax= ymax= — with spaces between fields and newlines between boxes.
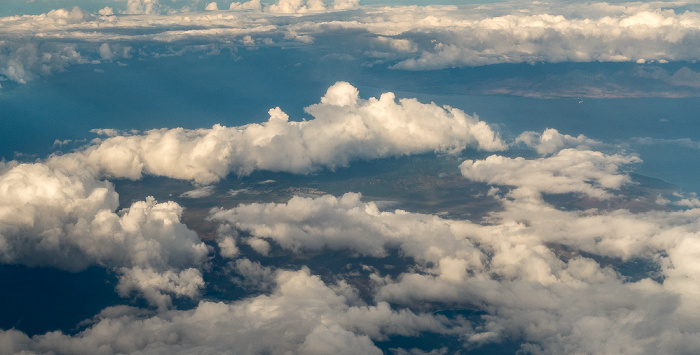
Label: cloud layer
xmin=3 ymin=1 xmax=700 ymax=84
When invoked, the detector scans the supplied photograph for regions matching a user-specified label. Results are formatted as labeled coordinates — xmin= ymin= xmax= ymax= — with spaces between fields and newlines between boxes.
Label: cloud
xmin=0 ymin=160 xmax=19 ymax=175
xmin=377 ymin=270 xmax=697 ymax=354
xmin=116 ymin=266 xmax=205 ymax=309
xmin=98 ymin=42 xmax=113 ymax=60
xmin=179 ymin=185 xmax=216 ymax=198
xmin=98 ymin=7 xmax=114 ymax=16
xmin=229 ymin=0 xmax=262 ymax=11
xmin=0 ymin=163 xmax=209 ymax=308
xmin=375 ymin=36 xmax=417 ymax=53
xmin=267 ymin=0 xmax=326 ymax=13
xmin=0 ymin=41 xmax=86 ymax=84
xmin=48 ymin=82 xmax=505 ymax=184
xmin=332 ymin=0 xmax=359 ymax=11
xmin=205 ymin=2 xmax=219 ymax=11
xmin=209 ymin=189 xmax=653 ymax=287
xmin=125 ymin=0 xmax=161 ymax=14
xmin=44 ymin=6 xmax=91 ymax=24
xmin=0 ymin=268 xmax=450 ymax=354
xmin=460 ymin=148 xmax=641 ymax=199
xmin=230 ymin=258 xmax=276 ymax=291
xmin=210 ymin=192 xmax=483 ymax=265
xmin=210 ymin=189 xmax=630 ymax=296
xmin=516 ymin=128 xmax=603 ymax=155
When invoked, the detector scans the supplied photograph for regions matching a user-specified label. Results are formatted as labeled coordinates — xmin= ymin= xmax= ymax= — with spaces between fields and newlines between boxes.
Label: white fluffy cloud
xmin=48 ymin=82 xmax=505 ymax=184
xmin=0 ymin=41 xmax=86 ymax=84
xmin=210 ymin=192 xmax=484 ymax=267
xmin=516 ymin=128 xmax=603 ymax=155
xmin=125 ymin=0 xmax=161 ymax=14
xmin=0 ymin=268 xmax=450 ymax=354
xmin=460 ymin=148 xmax=641 ymax=199
xmin=267 ymin=0 xmax=326 ymax=13
xmin=230 ymin=0 xmax=262 ymax=11
xmin=0 ymin=163 xmax=209 ymax=308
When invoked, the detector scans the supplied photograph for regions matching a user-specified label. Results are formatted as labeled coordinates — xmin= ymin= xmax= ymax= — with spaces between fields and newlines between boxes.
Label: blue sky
xmin=2 ymin=1 xmax=700 ymax=354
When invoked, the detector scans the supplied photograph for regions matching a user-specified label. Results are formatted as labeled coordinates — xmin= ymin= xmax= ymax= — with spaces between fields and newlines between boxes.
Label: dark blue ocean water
xmin=0 ymin=265 xmax=123 ymax=336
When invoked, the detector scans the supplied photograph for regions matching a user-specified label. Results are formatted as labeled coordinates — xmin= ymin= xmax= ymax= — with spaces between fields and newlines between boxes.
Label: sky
xmin=2 ymin=0 xmax=700 ymax=354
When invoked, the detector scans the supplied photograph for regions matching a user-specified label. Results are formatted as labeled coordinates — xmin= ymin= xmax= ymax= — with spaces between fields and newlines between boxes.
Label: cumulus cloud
xmin=374 ymin=36 xmax=417 ymax=53
xmin=267 ymin=0 xmax=326 ymax=13
xmin=230 ymin=258 xmax=276 ymax=291
xmin=98 ymin=42 xmax=113 ymax=60
xmin=44 ymin=6 xmax=91 ymax=24
xmin=0 ymin=160 xmax=19 ymax=175
xmin=98 ymin=6 xmax=115 ymax=16
xmin=0 ymin=41 xmax=86 ymax=84
xmin=0 ymin=163 xmax=209 ymax=308
xmin=460 ymin=148 xmax=641 ymax=199
xmin=47 ymin=82 xmax=505 ymax=184
xmin=230 ymin=0 xmax=262 ymax=11
xmin=209 ymin=190 xmax=631 ymax=284
xmin=209 ymin=192 xmax=483 ymax=267
xmin=125 ymin=0 xmax=161 ymax=14
xmin=332 ymin=0 xmax=360 ymax=11
xmin=116 ymin=266 xmax=205 ymax=309
xmin=0 ymin=268 xmax=450 ymax=354
xmin=516 ymin=128 xmax=603 ymax=155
